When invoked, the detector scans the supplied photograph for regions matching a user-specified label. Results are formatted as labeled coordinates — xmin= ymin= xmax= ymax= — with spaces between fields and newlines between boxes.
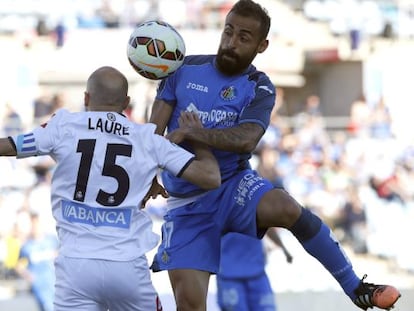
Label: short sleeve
xmin=151 ymin=132 xmax=194 ymax=176
xmin=13 ymin=109 xmax=67 ymax=158
xmin=239 ymin=76 xmax=276 ymax=131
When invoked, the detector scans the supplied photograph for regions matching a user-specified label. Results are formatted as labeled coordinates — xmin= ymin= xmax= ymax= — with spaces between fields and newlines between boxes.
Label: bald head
xmin=85 ymin=66 xmax=130 ymax=112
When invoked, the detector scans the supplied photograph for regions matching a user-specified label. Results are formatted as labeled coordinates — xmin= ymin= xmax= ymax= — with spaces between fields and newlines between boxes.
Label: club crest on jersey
xmin=161 ymin=251 xmax=170 ymax=263
xmin=107 ymin=112 xmax=116 ymax=121
xmin=220 ymin=86 xmax=236 ymax=101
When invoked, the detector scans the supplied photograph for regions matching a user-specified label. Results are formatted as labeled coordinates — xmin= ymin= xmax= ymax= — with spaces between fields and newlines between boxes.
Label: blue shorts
xmin=151 ymin=169 xmax=274 ymax=274
xmin=216 ymin=272 xmax=276 ymax=311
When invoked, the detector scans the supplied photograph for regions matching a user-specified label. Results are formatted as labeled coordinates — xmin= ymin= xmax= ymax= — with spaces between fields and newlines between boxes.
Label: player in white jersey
xmin=0 ymin=66 xmax=221 ymax=311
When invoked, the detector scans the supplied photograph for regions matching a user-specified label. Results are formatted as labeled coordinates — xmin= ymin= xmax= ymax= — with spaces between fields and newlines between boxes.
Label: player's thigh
xmin=55 ymin=256 xmax=161 ymax=311
xmin=246 ymin=273 xmax=276 ymax=311
xmin=223 ymin=170 xmax=274 ymax=237
xmin=169 ymin=269 xmax=210 ymax=310
xmin=216 ymin=277 xmax=249 ymax=311
xmin=256 ymin=188 xmax=302 ymax=229
xmin=153 ymin=203 xmax=221 ymax=273
xmin=54 ymin=256 xmax=105 ymax=311
xmin=106 ymin=257 xmax=162 ymax=311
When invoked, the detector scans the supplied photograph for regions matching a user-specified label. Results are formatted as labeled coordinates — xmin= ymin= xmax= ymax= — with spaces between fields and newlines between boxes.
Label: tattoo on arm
xmin=187 ymin=123 xmax=264 ymax=153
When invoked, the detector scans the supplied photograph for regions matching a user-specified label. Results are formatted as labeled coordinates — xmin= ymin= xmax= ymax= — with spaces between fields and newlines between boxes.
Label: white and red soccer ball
xmin=127 ymin=20 xmax=186 ymax=80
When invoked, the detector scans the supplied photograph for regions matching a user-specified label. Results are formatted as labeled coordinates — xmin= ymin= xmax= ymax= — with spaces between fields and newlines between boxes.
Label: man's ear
xmin=122 ymin=96 xmax=131 ymax=111
xmin=258 ymin=39 xmax=269 ymax=54
xmin=84 ymin=92 xmax=90 ymax=110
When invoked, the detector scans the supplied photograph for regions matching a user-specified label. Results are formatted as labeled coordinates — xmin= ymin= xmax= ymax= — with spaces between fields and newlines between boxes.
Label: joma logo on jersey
xmin=61 ymin=200 xmax=131 ymax=228
xmin=186 ymin=82 xmax=208 ymax=93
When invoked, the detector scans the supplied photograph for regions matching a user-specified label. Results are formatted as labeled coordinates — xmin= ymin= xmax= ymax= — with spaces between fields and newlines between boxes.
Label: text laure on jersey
xmin=88 ymin=116 xmax=130 ymax=136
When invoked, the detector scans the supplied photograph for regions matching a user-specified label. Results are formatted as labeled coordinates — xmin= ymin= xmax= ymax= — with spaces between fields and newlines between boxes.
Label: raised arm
xmin=149 ymin=98 xmax=173 ymax=135
xmin=173 ymin=111 xmax=221 ymax=189
xmin=142 ymin=101 xmax=221 ymax=208
xmin=141 ymin=99 xmax=175 ymax=208
xmin=149 ymin=99 xmax=221 ymax=187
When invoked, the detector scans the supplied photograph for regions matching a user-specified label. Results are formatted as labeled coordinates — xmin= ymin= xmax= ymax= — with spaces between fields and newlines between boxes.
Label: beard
xmin=216 ymin=48 xmax=253 ymax=76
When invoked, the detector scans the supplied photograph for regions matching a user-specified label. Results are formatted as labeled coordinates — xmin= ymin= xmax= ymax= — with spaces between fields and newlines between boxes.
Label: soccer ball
xmin=127 ymin=21 xmax=186 ymax=80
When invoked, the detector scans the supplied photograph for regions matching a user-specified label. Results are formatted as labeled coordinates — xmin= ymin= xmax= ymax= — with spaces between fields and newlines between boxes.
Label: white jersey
xmin=12 ymin=108 xmax=194 ymax=261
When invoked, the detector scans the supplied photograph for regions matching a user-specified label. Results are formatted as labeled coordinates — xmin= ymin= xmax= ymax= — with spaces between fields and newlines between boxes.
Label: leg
xmin=256 ymin=188 xmax=302 ymax=229
xmin=106 ymin=257 xmax=163 ymax=311
xmin=54 ymin=257 xmax=106 ymax=311
xmin=216 ymin=277 xmax=249 ymax=311
xmin=246 ymin=273 xmax=276 ymax=311
xmin=256 ymin=188 xmax=401 ymax=310
xmin=151 ymin=202 xmax=222 ymax=310
xmin=168 ymin=269 xmax=210 ymax=311
xmin=256 ymin=188 xmax=360 ymax=296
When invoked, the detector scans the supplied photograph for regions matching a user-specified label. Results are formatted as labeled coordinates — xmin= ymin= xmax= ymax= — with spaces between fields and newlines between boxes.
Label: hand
xmin=166 ymin=111 xmax=202 ymax=144
xmin=178 ymin=111 xmax=203 ymax=129
xmin=166 ymin=128 xmax=186 ymax=144
xmin=141 ymin=177 xmax=169 ymax=209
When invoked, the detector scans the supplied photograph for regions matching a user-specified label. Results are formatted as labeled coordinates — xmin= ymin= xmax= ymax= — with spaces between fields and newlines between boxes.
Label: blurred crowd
xmin=254 ymin=89 xmax=414 ymax=266
xmin=0 ymin=0 xmax=239 ymax=35
xmin=1 ymin=0 xmax=413 ymax=39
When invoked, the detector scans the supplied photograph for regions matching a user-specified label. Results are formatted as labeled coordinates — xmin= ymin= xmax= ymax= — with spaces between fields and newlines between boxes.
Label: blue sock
xmin=290 ymin=207 xmax=361 ymax=300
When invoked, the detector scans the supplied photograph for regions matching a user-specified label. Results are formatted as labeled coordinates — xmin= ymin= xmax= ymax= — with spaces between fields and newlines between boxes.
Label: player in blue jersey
xmin=147 ymin=1 xmax=401 ymax=311
xmin=17 ymin=212 xmax=58 ymax=311
xmin=0 ymin=66 xmax=221 ymax=311
xmin=217 ymin=229 xmax=292 ymax=311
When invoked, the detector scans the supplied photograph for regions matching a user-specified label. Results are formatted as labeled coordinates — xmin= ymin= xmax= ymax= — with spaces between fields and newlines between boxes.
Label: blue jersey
xmin=156 ymin=55 xmax=276 ymax=197
xmin=219 ymin=232 xmax=266 ymax=279
xmin=19 ymin=235 xmax=58 ymax=287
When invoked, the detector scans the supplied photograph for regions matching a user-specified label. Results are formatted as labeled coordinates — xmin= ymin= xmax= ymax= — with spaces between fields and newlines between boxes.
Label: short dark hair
xmin=228 ymin=0 xmax=271 ymax=40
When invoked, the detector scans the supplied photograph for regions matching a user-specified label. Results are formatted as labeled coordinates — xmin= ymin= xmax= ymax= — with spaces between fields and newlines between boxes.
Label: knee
xmin=175 ymin=291 xmax=206 ymax=311
xmin=290 ymin=207 xmax=322 ymax=242
xmin=257 ymin=188 xmax=302 ymax=228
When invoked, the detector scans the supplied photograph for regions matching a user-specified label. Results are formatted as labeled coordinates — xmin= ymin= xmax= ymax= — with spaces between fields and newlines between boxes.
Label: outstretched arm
xmin=0 ymin=138 xmax=17 ymax=156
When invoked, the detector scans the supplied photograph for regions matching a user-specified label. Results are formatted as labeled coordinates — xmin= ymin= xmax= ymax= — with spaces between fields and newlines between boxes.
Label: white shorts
xmin=54 ymin=255 xmax=162 ymax=311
